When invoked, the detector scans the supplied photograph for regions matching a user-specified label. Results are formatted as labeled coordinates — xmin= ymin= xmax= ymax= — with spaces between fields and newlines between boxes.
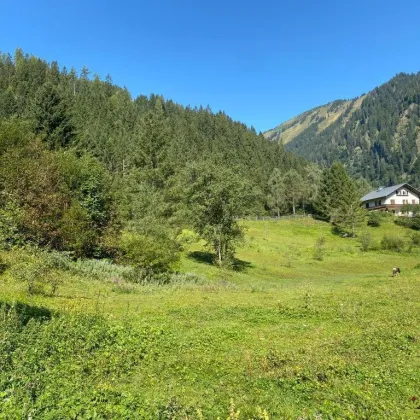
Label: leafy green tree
xmin=184 ymin=163 xmax=254 ymax=266
xmin=283 ymin=169 xmax=305 ymax=214
xmin=267 ymin=168 xmax=286 ymax=217
xmin=302 ymin=164 xmax=322 ymax=213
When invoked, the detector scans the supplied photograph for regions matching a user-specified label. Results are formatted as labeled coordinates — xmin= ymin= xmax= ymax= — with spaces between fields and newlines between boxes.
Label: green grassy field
xmin=1 ymin=217 xmax=419 ymax=419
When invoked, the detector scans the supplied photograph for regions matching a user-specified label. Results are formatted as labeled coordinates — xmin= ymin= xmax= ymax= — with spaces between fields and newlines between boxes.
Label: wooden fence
xmin=243 ymin=214 xmax=313 ymax=221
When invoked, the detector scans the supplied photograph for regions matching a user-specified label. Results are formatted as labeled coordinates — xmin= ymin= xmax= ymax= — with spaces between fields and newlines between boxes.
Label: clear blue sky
xmin=2 ymin=0 xmax=420 ymax=132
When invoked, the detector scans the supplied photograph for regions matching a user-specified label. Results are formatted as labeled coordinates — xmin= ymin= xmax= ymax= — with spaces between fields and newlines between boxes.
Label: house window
xmin=391 ymin=199 xmax=395 ymax=205
xmin=413 ymin=200 xmax=416 ymax=204
xmin=379 ymin=200 xmax=382 ymax=205
xmin=365 ymin=203 xmax=369 ymax=209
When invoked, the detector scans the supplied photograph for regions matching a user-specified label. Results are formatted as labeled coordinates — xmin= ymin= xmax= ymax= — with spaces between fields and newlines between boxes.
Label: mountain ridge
xmin=264 ymin=72 xmax=420 ymax=186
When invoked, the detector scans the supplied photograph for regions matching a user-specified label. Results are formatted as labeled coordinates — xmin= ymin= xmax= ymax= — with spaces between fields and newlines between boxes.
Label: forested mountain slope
xmin=0 ymin=49 xmax=311 ymax=265
xmin=0 ymin=49 xmax=304 ymax=185
xmin=264 ymin=73 xmax=420 ymax=186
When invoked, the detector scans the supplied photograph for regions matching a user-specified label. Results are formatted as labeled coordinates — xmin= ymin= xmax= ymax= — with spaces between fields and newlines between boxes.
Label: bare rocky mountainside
xmin=264 ymin=73 xmax=420 ymax=186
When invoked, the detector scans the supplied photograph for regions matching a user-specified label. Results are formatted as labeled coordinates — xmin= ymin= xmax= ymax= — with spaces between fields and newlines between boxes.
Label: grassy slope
xmin=264 ymin=96 xmax=365 ymax=145
xmin=1 ymin=218 xmax=420 ymax=418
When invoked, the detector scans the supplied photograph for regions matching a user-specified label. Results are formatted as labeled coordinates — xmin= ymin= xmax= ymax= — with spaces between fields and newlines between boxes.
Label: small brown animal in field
xmin=392 ymin=267 xmax=401 ymax=277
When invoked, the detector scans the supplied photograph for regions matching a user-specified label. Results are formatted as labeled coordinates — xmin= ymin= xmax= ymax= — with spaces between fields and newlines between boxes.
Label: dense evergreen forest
xmin=266 ymin=72 xmax=420 ymax=187
xmin=1 ymin=49 xmax=328 ymax=272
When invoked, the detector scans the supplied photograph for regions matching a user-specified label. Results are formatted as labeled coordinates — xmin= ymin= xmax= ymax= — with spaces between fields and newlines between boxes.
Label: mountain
xmin=264 ymin=73 xmax=420 ymax=186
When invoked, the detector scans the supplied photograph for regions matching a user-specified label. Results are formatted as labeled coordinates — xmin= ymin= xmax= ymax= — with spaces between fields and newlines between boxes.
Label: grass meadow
xmin=0 ymin=217 xmax=419 ymax=418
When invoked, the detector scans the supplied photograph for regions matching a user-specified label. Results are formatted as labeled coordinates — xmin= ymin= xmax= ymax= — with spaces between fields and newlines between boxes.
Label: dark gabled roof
xmin=361 ymin=183 xmax=420 ymax=202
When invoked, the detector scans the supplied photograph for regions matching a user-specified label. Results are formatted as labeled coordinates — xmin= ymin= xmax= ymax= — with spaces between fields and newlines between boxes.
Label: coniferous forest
xmin=266 ymin=72 xmax=420 ymax=187
xmin=0 ymin=49 xmax=320 ymax=270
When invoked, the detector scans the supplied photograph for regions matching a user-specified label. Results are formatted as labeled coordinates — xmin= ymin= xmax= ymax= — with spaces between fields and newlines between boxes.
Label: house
xmin=361 ymin=183 xmax=420 ymax=215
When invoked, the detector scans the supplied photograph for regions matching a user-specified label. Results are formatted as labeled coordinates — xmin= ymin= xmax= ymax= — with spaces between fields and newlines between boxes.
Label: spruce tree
xmin=332 ymin=180 xmax=366 ymax=236
xmin=31 ymin=83 xmax=75 ymax=149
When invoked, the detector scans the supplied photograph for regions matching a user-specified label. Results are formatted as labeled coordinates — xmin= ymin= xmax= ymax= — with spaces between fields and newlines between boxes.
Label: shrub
xmin=410 ymin=231 xmax=420 ymax=246
xmin=367 ymin=212 xmax=381 ymax=227
xmin=11 ymin=259 xmax=60 ymax=295
xmin=0 ymin=142 xmax=114 ymax=257
xmin=380 ymin=234 xmax=405 ymax=253
xmin=359 ymin=231 xmax=372 ymax=252
xmin=395 ymin=215 xmax=420 ymax=230
xmin=0 ymin=254 xmax=6 ymax=274
xmin=313 ymin=236 xmax=326 ymax=261
xmin=119 ymin=231 xmax=180 ymax=281
xmin=0 ymin=200 xmax=24 ymax=249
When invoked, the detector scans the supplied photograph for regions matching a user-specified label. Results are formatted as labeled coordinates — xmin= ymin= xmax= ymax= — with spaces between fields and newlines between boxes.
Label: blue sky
xmin=2 ymin=0 xmax=420 ymax=132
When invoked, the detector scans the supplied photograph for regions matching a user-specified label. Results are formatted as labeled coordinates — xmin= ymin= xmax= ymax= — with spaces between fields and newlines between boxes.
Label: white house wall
xmin=384 ymin=188 xmax=419 ymax=205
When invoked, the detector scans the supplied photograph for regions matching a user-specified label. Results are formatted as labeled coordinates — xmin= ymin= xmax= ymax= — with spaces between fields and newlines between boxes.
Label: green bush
xmin=0 ymin=254 xmax=6 ymax=274
xmin=411 ymin=232 xmax=420 ymax=246
xmin=313 ymin=236 xmax=326 ymax=261
xmin=359 ymin=231 xmax=372 ymax=252
xmin=0 ymin=141 xmax=114 ymax=257
xmin=119 ymin=231 xmax=180 ymax=282
xmin=0 ymin=200 xmax=24 ymax=249
xmin=367 ymin=212 xmax=381 ymax=227
xmin=10 ymin=253 xmax=62 ymax=295
xmin=394 ymin=215 xmax=420 ymax=230
xmin=380 ymin=234 xmax=406 ymax=253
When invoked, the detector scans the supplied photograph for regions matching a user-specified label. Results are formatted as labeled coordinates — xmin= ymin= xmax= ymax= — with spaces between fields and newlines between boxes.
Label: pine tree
xmin=315 ymin=162 xmax=350 ymax=220
xmin=332 ymin=180 xmax=366 ymax=236
xmin=31 ymin=83 xmax=75 ymax=149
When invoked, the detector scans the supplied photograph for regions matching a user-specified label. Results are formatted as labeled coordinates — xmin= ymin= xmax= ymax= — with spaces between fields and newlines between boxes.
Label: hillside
xmin=264 ymin=97 xmax=365 ymax=145
xmin=264 ymin=72 xmax=420 ymax=186
xmin=1 ymin=218 xmax=420 ymax=417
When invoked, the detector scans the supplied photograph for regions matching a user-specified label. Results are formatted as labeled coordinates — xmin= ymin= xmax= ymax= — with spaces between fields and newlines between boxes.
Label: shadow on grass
xmin=188 ymin=251 xmax=214 ymax=266
xmin=331 ymin=225 xmax=355 ymax=238
xmin=188 ymin=251 xmax=252 ymax=272
xmin=0 ymin=301 xmax=52 ymax=325
xmin=0 ymin=261 xmax=7 ymax=274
